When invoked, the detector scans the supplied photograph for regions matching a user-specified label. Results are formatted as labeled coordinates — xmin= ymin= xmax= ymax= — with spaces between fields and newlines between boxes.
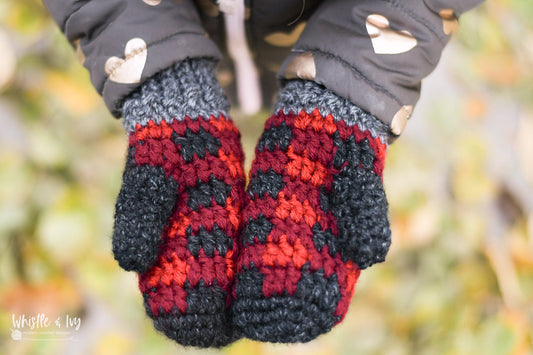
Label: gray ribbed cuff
xmin=122 ymin=59 xmax=229 ymax=133
xmin=275 ymin=80 xmax=393 ymax=143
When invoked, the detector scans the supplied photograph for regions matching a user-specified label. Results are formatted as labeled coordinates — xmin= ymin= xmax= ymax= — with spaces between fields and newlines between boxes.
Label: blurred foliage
xmin=0 ymin=0 xmax=532 ymax=354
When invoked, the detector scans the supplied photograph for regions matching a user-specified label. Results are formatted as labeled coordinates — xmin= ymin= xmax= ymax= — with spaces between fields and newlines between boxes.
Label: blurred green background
xmin=0 ymin=0 xmax=532 ymax=354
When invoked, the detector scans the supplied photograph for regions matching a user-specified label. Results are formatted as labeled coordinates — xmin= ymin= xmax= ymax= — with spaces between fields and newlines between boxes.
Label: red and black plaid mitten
xmin=112 ymin=60 xmax=245 ymax=347
xmin=232 ymin=80 xmax=392 ymax=343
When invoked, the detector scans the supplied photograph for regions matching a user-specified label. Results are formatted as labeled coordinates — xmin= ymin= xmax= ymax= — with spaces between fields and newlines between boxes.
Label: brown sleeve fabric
xmin=278 ymin=0 xmax=485 ymax=136
xmin=42 ymin=0 xmax=221 ymax=117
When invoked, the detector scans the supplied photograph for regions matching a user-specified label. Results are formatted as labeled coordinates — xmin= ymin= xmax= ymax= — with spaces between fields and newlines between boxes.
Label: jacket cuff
xmin=102 ymin=33 xmax=221 ymax=118
xmin=278 ymin=0 xmax=484 ymax=136
xmin=43 ymin=0 xmax=221 ymax=118
xmin=280 ymin=50 xmax=407 ymax=137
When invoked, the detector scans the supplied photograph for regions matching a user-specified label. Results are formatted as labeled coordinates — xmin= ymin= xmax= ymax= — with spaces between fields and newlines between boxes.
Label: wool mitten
xmin=112 ymin=59 xmax=245 ymax=347
xmin=232 ymin=80 xmax=391 ymax=343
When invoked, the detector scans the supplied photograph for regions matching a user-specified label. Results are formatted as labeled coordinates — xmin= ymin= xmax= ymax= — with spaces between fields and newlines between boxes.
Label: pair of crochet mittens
xmin=112 ymin=59 xmax=391 ymax=347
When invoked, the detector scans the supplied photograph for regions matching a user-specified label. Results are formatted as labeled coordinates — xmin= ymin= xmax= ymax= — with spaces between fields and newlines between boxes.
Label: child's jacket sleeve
xmin=42 ymin=0 xmax=221 ymax=117
xmin=278 ymin=0 xmax=484 ymax=135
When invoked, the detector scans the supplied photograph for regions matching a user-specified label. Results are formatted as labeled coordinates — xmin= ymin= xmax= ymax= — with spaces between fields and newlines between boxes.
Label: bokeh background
xmin=1 ymin=0 xmax=532 ymax=354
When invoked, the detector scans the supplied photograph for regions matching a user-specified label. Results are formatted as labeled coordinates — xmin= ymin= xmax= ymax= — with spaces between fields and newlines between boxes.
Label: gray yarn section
xmin=122 ymin=59 xmax=229 ymax=133
xmin=275 ymin=80 xmax=393 ymax=143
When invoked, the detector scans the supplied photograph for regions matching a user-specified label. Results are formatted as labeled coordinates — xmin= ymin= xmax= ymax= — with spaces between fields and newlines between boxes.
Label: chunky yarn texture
xmin=232 ymin=80 xmax=391 ymax=343
xmin=112 ymin=60 xmax=245 ymax=347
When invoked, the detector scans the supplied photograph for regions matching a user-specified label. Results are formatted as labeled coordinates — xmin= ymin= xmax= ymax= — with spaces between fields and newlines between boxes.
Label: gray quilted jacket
xmin=42 ymin=0 xmax=483 ymax=135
